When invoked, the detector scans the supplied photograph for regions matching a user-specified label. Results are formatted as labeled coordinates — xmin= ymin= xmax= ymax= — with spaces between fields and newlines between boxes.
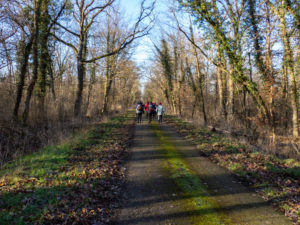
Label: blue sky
xmin=118 ymin=0 xmax=192 ymax=93
xmin=119 ymin=0 xmax=170 ymax=64
xmin=119 ymin=0 xmax=151 ymax=61
xmin=119 ymin=0 xmax=169 ymax=91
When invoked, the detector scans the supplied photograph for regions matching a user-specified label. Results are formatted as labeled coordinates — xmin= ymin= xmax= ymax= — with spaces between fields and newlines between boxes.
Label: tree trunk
xmin=84 ymin=63 xmax=96 ymax=115
xmin=199 ymin=85 xmax=207 ymax=126
xmin=102 ymin=76 xmax=113 ymax=115
xmin=189 ymin=24 xmax=207 ymax=125
xmin=177 ymin=57 xmax=186 ymax=117
xmin=48 ymin=55 xmax=56 ymax=101
xmin=13 ymin=37 xmax=33 ymax=121
xmin=191 ymin=95 xmax=197 ymax=119
xmin=280 ymin=11 xmax=299 ymax=138
xmin=216 ymin=49 xmax=227 ymax=119
xmin=22 ymin=0 xmax=41 ymax=124
xmin=266 ymin=0 xmax=299 ymax=138
xmin=248 ymin=0 xmax=273 ymax=124
xmin=37 ymin=0 xmax=51 ymax=121
xmin=74 ymin=56 xmax=84 ymax=117
xmin=282 ymin=65 xmax=289 ymax=128
xmin=74 ymin=25 xmax=87 ymax=117
xmin=102 ymin=46 xmax=112 ymax=115
xmin=227 ymin=71 xmax=234 ymax=120
xmin=102 ymin=20 xmax=118 ymax=115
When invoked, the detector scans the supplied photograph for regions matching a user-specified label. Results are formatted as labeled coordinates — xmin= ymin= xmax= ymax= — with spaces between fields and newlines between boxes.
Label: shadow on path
xmin=112 ymin=120 xmax=292 ymax=225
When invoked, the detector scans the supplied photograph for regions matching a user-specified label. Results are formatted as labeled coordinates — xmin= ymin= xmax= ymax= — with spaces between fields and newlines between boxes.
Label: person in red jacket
xmin=145 ymin=102 xmax=150 ymax=119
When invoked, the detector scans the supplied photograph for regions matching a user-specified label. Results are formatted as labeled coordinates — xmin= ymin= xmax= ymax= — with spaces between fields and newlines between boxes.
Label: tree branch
xmin=53 ymin=21 xmax=80 ymax=37
xmin=52 ymin=33 xmax=78 ymax=53
xmin=84 ymin=0 xmax=155 ymax=63
xmin=48 ymin=0 xmax=68 ymax=32
xmin=174 ymin=14 xmax=218 ymax=67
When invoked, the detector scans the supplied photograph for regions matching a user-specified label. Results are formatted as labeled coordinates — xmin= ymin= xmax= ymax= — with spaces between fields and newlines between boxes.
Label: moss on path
xmin=114 ymin=118 xmax=292 ymax=225
xmin=152 ymin=124 xmax=225 ymax=225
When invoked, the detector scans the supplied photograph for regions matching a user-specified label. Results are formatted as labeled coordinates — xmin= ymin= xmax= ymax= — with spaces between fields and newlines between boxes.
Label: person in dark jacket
xmin=148 ymin=102 xmax=156 ymax=123
xmin=136 ymin=100 xmax=144 ymax=123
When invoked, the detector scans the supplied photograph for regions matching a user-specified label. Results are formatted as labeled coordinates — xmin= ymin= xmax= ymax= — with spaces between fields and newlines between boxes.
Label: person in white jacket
xmin=156 ymin=102 xmax=165 ymax=124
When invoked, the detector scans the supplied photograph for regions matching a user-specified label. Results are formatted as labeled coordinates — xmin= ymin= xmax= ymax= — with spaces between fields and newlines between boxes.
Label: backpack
xmin=149 ymin=104 xmax=153 ymax=111
xmin=137 ymin=104 xmax=142 ymax=111
xmin=150 ymin=104 xmax=156 ymax=112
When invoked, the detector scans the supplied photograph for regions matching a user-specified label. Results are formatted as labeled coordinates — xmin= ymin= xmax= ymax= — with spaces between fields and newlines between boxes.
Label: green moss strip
xmin=152 ymin=124 xmax=226 ymax=225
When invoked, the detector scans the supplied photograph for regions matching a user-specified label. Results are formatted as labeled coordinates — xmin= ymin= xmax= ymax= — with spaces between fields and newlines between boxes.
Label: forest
xmin=0 ymin=0 xmax=154 ymax=164
xmin=0 ymin=0 xmax=299 ymax=224
xmin=145 ymin=0 xmax=300 ymax=157
xmin=0 ymin=0 xmax=299 ymax=161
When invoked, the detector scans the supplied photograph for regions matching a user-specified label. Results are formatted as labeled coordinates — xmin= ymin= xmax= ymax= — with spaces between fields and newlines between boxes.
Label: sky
xmin=119 ymin=0 xmax=163 ymax=61
xmin=118 ymin=0 xmax=190 ymax=66
xmin=119 ymin=0 xmax=171 ymax=92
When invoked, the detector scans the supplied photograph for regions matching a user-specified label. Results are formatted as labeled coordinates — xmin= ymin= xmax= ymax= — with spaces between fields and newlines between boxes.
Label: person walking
xmin=148 ymin=102 xmax=155 ymax=123
xmin=156 ymin=102 xmax=165 ymax=124
xmin=136 ymin=101 xmax=144 ymax=123
xmin=145 ymin=102 xmax=150 ymax=119
xmin=153 ymin=102 xmax=157 ymax=118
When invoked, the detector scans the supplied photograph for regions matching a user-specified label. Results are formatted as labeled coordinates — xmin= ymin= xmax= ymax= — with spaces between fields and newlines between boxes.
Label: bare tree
xmin=266 ymin=0 xmax=299 ymax=138
xmin=53 ymin=0 xmax=154 ymax=116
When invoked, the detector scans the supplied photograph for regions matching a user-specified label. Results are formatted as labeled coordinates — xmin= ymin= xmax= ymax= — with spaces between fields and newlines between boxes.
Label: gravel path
xmin=113 ymin=119 xmax=292 ymax=225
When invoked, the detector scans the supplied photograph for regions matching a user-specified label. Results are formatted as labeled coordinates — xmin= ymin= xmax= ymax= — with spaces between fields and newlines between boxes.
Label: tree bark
xmin=48 ymin=55 xmax=56 ymax=101
xmin=227 ymin=69 xmax=234 ymax=120
xmin=102 ymin=21 xmax=117 ymax=115
xmin=216 ymin=46 xmax=227 ymax=120
xmin=74 ymin=19 xmax=87 ymax=117
xmin=84 ymin=63 xmax=96 ymax=115
xmin=267 ymin=0 xmax=299 ymax=137
xmin=22 ymin=0 xmax=41 ymax=124
xmin=37 ymin=0 xmax=51 ymax=121
xmin=74 ymin=53 xmax=84 ymax=117
xmin=13 ymin=37 xmax=33 ymax=121
xmin=189 ymin=24 xmax=207 ymax=125
xmin=279 ymin=8 xmax=299 ymax=138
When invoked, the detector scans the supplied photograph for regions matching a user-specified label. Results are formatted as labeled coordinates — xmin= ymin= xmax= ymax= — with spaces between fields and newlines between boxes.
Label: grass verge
xmin=0 ymin=113 xmax=134 ymax=224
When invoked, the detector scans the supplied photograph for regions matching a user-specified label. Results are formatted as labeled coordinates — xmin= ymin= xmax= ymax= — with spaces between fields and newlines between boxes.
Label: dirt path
xmin=113 ymin=119 xmax=292 ymax=225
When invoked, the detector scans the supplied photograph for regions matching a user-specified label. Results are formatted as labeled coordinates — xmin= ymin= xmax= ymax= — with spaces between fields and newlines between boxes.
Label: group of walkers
xmin=136 ymin=101 xmax=165 ymax=124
